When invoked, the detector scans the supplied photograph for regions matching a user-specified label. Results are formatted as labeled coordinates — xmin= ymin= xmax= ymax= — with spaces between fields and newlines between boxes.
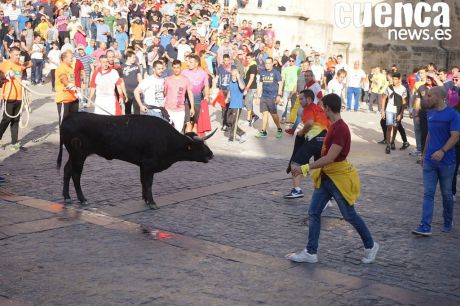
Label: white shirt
xmin=327 ymin=78 xmax=345 ymax=97
xmin=311 ymin=64 xmax=324 ymax=84
xmin=177 ymin=43 xmax=192 ymax=62
xmin=92 ymin=68 xmax=121 ymax=98
xmin=47 ymin=49 xmax=61 ymax=69
xmin=31 ymin=43 xmax=44 ymax=60
xmin=385 ymin=84 xmax=407 ymax=113
xmin=306 ymin=81 xmax=322 ymax=104
xmin=80 ymin=4 xmax=92 ymax=18
xmin=347 ymin=68 xmax=366 ymax=88
xmin=138 ymin=75 xmax=165 ymax=107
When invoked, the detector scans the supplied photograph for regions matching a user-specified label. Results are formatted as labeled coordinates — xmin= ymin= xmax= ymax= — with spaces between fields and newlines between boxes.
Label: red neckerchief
xmin=304 ymin=79 xmax=316 ymax=89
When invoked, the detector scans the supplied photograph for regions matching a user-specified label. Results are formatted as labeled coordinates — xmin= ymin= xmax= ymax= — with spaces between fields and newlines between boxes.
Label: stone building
xmin=221 ymin=0 xmax=460 ymax=73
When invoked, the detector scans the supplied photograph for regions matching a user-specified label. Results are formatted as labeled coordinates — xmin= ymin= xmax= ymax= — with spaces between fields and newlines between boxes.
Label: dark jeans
xmin=306 ymin=176 xmax=374 ymax=254
xmin=287 ymin=131 xmax=325 ymax=173
xmin=124 ymin=92 xmax=139 ymax=115
xmin=57 ymin=100 xmax=79 ymax=125
xmin=31 ymin=59 xmax=44 ymax=83
xmin=0 ymin=100 xmax=21 ymax=144
xmin=226 ymin=108 xmax=245 ymax=139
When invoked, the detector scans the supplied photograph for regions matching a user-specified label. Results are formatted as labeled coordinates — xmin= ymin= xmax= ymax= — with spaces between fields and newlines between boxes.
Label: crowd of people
xmin=0 ymin=0 xmax=459 ymax=262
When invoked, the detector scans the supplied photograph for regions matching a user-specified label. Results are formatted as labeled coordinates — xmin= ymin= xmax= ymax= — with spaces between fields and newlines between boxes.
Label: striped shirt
xmin=75 ymin=54 xmax=93 ymax=79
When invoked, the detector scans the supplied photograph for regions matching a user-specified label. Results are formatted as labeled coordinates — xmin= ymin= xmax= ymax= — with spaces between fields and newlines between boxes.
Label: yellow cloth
xmin=289 ymin=95 xmax=300 ymax=123
xmin=310 ymin=161 xmax=360 ymax=205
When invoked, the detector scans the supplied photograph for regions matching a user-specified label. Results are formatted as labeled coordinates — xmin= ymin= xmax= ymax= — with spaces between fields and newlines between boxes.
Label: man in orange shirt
xmin=0 ymin=46 xmax=25 ymax=151
xmin=284 ymin=89 xmax=330 ymax=199
xmin=55 ymin=50 xmax=79 ymax=125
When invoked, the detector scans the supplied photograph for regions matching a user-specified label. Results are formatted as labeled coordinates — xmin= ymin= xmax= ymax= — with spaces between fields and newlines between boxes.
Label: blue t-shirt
xmin=115 ymin=32 xmax=128 ymax=51
xmin=260 ymin=68 xmax=282 ymax=99
xmin=160 ymin=34 xmax=172 ymax=48
xmin=228 ymin=78 xmax=245 ymax=109
xmin=217 ymin=65 xmax=234 ymax=90
xmin=17 ymin=15 xmax=29 ymax=33
xmin=425 ymin=106 xmax=460 ymax=165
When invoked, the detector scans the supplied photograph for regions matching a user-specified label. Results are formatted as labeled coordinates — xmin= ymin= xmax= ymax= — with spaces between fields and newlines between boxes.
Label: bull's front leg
xmin=140 ymin=167 xmax=146 ymax=202
xmin=63 ymin=160 xmax=73 ymax=204
xmin=140 ymin=166 xmax=158 ymax=210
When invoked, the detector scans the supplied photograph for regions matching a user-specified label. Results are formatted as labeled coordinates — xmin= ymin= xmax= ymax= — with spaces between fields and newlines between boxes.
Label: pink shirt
xmin=56 ymin=16 xmax=68 ymax=32
xmin=164 ymin=75 xmax=192 ymax=112
xmin=181 ymin=68 xmax=208 ymax=97
xmin=74 ymin=32 xmax=87 ymax=48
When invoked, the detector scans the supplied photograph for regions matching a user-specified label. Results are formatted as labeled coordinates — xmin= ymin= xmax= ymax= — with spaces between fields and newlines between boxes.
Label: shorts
xmin=291 ymin=131 xmax=326 ymax=165
xmin=260 ymin=97 xmax=277 ymax=114
xmin=185 ymin=94 xmax=203 ymax=123
xmin=385 ymin=111 xmax=398 ymax=127
xmin=244 ymin=89 xmax=256 ymax=111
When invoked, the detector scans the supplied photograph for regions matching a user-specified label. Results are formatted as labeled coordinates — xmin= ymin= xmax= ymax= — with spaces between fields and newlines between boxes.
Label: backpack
xmin=447 ymin=86 xmax=459 ymax=108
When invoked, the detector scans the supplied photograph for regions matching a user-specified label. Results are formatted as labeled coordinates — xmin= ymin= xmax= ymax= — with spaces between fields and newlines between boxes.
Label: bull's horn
xmin=194 ymin=128 xmax=218 ymax=141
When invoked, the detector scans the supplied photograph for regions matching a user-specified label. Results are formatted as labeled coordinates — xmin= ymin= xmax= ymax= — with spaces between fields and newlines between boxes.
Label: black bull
xmin=57 ymin=112 xmax=215 ymax=209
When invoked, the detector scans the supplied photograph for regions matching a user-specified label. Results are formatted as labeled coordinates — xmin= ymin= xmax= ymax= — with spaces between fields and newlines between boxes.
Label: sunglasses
xmin=289 ymin=60 xmax=295 ymax=62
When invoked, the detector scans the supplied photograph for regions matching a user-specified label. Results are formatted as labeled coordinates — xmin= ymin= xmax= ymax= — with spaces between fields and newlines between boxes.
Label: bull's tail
xmin=57 ymin=127 xmax=63 ymax=170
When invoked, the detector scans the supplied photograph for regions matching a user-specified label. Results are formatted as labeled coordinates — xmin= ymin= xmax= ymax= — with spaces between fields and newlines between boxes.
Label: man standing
xmin=327 ymin=69 xmax=347 ymax=108
xmin=75 ymin=46 xmax=92 ymax=108
xmin=55 ymin=50 xmax=79 ymax=124
xmin=381 ymin=72 xmax=407 ymax=154
xmin=88 ymin=55 xmax=124 ymax=115
xmin=286 ymin=93 xmax=379 ymax=264
xmin=346 ymin=60 xmax=366 ymax=112
xmin=215 ymin=53 xmax=234 ymax=131
xmin=164 ymin=59 xmax=194 ymax=132
xmin=0 ymin=47 xmax=24 ymax=151
xmin=255 ymin=57 xmax=283 ymax=139
xmin=122 ymin=50 xmax=142 ymax=114
xmin=182 ymin=54 xmax=209 ymax=133
xmin=368 ymin=66 xmax=385 ymax=112
xmin=134 ymin=60 xmax=166 ymax=119
xmin=244 ymin=52 xmax=259 ymax=126
xmin=412 ymin=87 xmax=460 ymax=236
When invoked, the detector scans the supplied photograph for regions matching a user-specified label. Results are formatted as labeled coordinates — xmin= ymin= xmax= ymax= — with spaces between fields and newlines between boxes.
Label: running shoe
xmin=255 ymin=130 xmax=268 ymax=138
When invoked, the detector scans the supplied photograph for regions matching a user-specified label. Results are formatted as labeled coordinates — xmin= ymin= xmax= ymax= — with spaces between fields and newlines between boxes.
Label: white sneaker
xmin=239 ymin=134 xmax=247 ymax=144
xmin=362 ymin=242 xmax=379 ymax=264
xmin=285 ymin=249 xmax=318 ymax=263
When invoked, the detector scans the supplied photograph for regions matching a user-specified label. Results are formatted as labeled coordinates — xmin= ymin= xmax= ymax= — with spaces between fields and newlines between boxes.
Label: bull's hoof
xmin=147 ymin=202 xmax=159 ymax=210
xmin=64 ymin=198 xmax=72 ymax=205
xmin=79 ymin=200 xmax=89 ymax=206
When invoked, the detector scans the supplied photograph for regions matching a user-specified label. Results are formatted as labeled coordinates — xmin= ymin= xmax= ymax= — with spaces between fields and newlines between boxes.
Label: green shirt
xmin=104 ymin=15 xmax=116 ymax=32
xmin=282 ymin=65 xmax=300 ymax=92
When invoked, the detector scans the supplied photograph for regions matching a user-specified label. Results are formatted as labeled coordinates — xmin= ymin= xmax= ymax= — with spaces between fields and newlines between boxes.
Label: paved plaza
xmin=0 ymin=85 xmax=459 ymax=305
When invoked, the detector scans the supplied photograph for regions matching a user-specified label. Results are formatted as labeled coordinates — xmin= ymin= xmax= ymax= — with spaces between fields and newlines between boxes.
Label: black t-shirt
xmin=175 ymin=27 xmax=188 ymax=40
xmin=70 ymin=3 xmax=80 ymax=17
xmin=4 ymin=34 xmax=14 ymax=49
xmin=245 ymin=64 xmax=258 ymax=90
xmin=122 ymin=64 xmax=140 ymax=92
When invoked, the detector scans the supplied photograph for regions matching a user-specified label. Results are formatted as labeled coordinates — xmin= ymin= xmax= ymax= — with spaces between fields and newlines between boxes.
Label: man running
xmin=284 ymin=89 xmax=329 ymax=199
xmin=255 ymin=57 xmax=283 ymax=138
xmin=286 ymin=93 xmax=379 ymax=264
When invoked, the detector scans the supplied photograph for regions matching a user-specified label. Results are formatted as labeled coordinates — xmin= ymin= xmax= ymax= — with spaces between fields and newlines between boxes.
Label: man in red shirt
xmin=286 ymin=93 xmax=379 ymax=264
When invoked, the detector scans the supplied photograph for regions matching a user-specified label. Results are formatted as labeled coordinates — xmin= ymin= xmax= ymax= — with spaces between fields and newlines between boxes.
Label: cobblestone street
xmin=0 ymin=86 xmax=459 ymax=305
